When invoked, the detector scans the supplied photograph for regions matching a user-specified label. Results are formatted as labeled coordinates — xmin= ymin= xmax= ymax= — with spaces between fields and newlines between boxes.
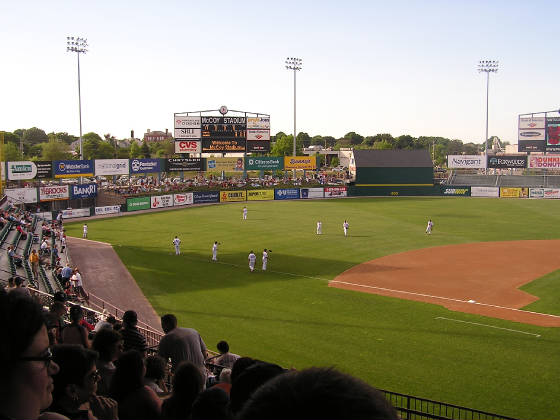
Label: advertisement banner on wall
xmin=284 ymin=156 xmax=317 ymax=170
xmin=246 ymin=140 xmax=271 ymax=153
xmin=529 ymin=188 xmax=544 ymax=198
xmin=518 ymin=117 xmax=546 ymax=152
xmin=151 ymin=195 xmax=173 ymax=208
xmin=274 ymin=188 xmax=300 ymax=200
xmin=165 ymin=158 xmax=203 ymax=172
xmin=301 ymin=188 xmax=324 ymax=199
xmin=220 ymin=190 xmax=246 ymax=202
xmin=325 ymin=187 xmax=348 ymax=197
xmin=40 ymin=185 xmax=69 ymax=201
xmin=500 ymin=187 xmax=528 ymax=198
xmin=247 ymin=129 xmax=270 ymax=141
xmin=6 ymin=188 xmax=38 ymax=204
xmin=95 ymin=159 xmax=129 ymax=176
xmin=70 ymin=183 xmax=98 ymax=199
xmin=193 ymin=191 xmax=219 ymax=204
xmin=471 ymin=186 xmax=499 ymax=197
xmin=174 ymin=116 xmax=201 ymax=129
xmin=129 ymin=159 xmax=161 ymax=174
xmin=127 ymin=196 xmax=151 ymax=211
xmin=546 ymin=117 xmax=560 ymax=152
xmin=206 ymin=157 xmax=244 ymax=172
xmin=487 ymin=156 xmax=527 ymax=169
xmin=7 ymin=161 xmax=52 ymax=180
xmin=441 ymin=186 xmax=471 ymax=196
xmin=175 ymin=140 xmax=201 ymax=154
xmin=245 ymin=157 xmax=283 ymax=171
xmin=447 ymin=155 xmax=486 ymax=169
xmin=543 ymin=188 xmax=560 ymax=199
xmin=247 ymin=190 xmax=274 ymax=201
xmin=95 ymin=205 xmax=121 ymax=215
xmin=173 ymin=193 xmax=193 ymax=206
xmin=247 ymin=116 xmax=270 ymax=129
xmin=62 ymin=208 xmax=90 ymax=219
xmin=54 ymin=160 xmax=94 ymax=178
xmin=527 ymin=155 xmax=560 ymax=169
xmin=174 ymin=128 xmax=201 ymax=139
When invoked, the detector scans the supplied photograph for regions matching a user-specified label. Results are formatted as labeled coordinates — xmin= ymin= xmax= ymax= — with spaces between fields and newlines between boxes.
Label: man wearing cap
xmin=120 ymin=310 xmax=147 ymax=355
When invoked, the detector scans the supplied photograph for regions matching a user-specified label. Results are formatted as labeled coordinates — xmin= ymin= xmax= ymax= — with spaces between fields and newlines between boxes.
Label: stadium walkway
xmin=67 ymin=237 xmax=163 ymax=332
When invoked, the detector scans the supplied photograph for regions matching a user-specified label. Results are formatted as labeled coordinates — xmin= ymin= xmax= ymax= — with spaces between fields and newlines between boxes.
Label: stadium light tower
xmin=478 ymin=60 xmax=499 ymax=173
xmin=67 ymin=36 xmax=88 ymax=159
xmin=285 ymin=57 xmax=303 ymax=158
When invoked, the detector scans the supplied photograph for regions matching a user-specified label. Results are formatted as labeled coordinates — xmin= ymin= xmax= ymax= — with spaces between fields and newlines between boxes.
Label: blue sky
xmin=1 ymin=0 xmax=559 ymax=144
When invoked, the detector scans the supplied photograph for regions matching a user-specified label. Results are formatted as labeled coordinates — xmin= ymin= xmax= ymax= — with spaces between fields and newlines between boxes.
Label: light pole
xmin=67 ymin=36 xmax=88 ymax=160
xmin=285 ymin=57 xmax=303 ymax=159
xmin=478 ymin=60 xmax=499 ymax=174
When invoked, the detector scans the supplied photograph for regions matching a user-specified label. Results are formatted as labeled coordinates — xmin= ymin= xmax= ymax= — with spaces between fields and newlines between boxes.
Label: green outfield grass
xmin=66 ymin=197 xmax=560 ymax=419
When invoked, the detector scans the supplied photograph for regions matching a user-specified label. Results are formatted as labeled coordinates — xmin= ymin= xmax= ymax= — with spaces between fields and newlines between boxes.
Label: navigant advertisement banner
xmin=173 ymin=193 xmax=193 ymax=206
xmin=95 ymin=205 xmax=121 ymax=215
xmin=62 ymin=208 xmax=90 ymax=219
xmin=95 ymin=159 xmax=129 ymax=176
xmin=6 ymin=188 xmax=38 ymax=204
xmin=151 ymin=195 xmax=174 ymax=208
xmin=470 ymin=186 xmax=499 ymax=197
xmin=40 ymin=185 xmax=69 ymax=201
xmin=325 ymin=186 xmax=348 ymax=197
xmin=220 ymin=190 xmax=247 ymax=202
xmin=447 ymin=155 xmax=486 ymax=169
xmin=247 ymin=190 xmax=274 ymax=201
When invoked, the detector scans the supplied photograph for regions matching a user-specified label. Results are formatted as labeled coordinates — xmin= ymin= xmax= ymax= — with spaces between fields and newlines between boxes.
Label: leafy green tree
xmin=1 ymin=131 xmax=21 ymax=144
xmin=41 ymin=139 xmax=71 ymax=161
xmin=362 ymin=136 xmax=376 ymax=146
xmin=395 ymin=134 xmax=415 ymax=149
xmin=130 ymin=142 xmax=141 ymax=158
xmin=97 ymin=142 xmax=116 ymax=159
xmin=296 ymin=132 xmax=312 ymax=148
xmin=271 ymin=134 xmax=296 ymax=156
xmin=4 ymin=142 xmax=23 ymax=161
xmin=83 ymin=132 xmax=103 ymax=143
xmin=330 ymin=157 xmax=339 ymax=167
xmin=141 ymin=141 xmax=150 ymax=158
xmin=373 ymin=140 xmax=393 ymax=150
xmin=343 ymin=132 xmax=364 ymax=145
xmin=311 ymin=135 xmax=323 ymax=146
xmin=22 ymin=127 xmax=48 ymax=145
xmin=48 ymin=132 xmax=78 ymax=145
xmin=271 ymin=131 xmax=287 ymax=142
xmin=323 ymin=136 xmax=336 ymax=147
xmin=116 ymin=146 xmax=131 ymax=158
xmin=13 ymin=129 xmax=25 ymax=139
xmin=23 ymin=144 xmax=43 ymax=158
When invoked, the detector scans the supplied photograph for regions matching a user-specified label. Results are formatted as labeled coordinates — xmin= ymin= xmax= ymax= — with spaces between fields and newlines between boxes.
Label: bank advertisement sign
xmin=70 ymin=183 xmax=98 ymax=199
xmin=274 ymin=188 xmax=300 ymax=200
xmin=447 ymin=155 xmax=486 ymax=169
xmin=301 ymin=188 xmax=324 ymax=199
xmin=40 ymin=185 xmax=69 ymax=201
xmin=245 ymin=157 xmax=283 ymax=171
xmin=130 ymin=159 xmax=161 ymax=174
xmin=173 ymin=193 xmax=193 ymax=206
xmin=193 ymin=191 xmax=219 ymax=204
xmin=441 ymin=186 xmax=470 ymax=196
xmin=127 ymin=196 xmax=151 ymax=211
xmin=95 ymin=205 xmax=121 ymax=215
xmin=247 ymin=190 xmax=274 ymax=201
xmin=165 ymin=158 xmax=203 ymax=172
xmin=151 ymin=195 xmax=173 ymax=208
xmin=5 ymin=188 xmax=38 ymax=204
xmin=220 ymin=190 xmax=246 ymax=202
xmin=54 ymin=160 xmax=94 ymax=178
xmin=528 ymin=155 xmax=560 ymax=169
xmin=487 ymin=156 xmax=527 ymax=169
xmin=7 ymin=161 xmax=53 ymax=180
xmin=206 ymin=157 xmax=244 ymax=172
xmin=284 ymin=156 xmax=317 ymax=170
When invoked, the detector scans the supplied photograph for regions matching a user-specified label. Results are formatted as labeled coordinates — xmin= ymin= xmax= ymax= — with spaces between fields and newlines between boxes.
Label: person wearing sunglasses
xmin=0 ymin=290 xmax=62 ymax=419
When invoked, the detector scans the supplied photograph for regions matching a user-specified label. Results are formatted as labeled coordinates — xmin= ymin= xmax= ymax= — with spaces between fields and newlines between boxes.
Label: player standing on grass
xmin=343 ymin=220 xmax=349 ymax=237
xmin=83 ymin=223 xmax=88 ymax=239
xmin=248 ymin=250 xmax=256 ymax=272
xmin=262 ymin=248 xmax=269 ymax=271
xmin=243 ymin=206 xmax=248 ymax=220
xmin=212 ymin=241 xmax=220 ymax=261
xmin=426 ymin=219 xmax=433 ymax=234
xmin=316 ymin=221 xmax=322 ymax=235
xmin=173 ymin=236 xmax=181 ymax=255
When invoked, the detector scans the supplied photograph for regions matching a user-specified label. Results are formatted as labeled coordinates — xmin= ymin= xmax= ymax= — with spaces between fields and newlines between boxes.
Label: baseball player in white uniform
xmin=173 ymin=236 xmax=181 ymax=255
xmin=262 ymin=249 xmax=268 ymax=271
xmin=426 ymin=219 xmax=433 ymax=234
xmin=243 ymin=206 xmax=248 ymax=220
xmin=316 ymin=221 xmax=322 ymax=235
xmin=83 ymin=224 xmax=88 ymax=239
xmin=248 ymin=250 xmax=256 ymax=272
xmin=212 ymin=241 xmax=219 ymax=261
xmin=343 ymin=220 xmax=349 ymax=237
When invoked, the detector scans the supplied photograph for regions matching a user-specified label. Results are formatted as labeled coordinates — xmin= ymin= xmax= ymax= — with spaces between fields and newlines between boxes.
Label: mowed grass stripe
xmin=66 ymin=197 xmax=560 ymax=419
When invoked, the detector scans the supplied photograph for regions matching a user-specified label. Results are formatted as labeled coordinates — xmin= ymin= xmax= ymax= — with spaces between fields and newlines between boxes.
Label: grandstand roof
xmin=353 ymin=149 xmax=432 ymax=168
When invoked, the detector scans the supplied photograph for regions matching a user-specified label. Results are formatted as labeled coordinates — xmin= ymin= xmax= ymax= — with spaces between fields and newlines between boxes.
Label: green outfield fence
xmin=381 ymin=389 xmax=517 ymax=420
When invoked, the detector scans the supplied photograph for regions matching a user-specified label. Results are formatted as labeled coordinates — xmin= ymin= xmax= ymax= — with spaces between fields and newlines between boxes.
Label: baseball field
xmin=65 ymin=197 xmax=560 ymax=419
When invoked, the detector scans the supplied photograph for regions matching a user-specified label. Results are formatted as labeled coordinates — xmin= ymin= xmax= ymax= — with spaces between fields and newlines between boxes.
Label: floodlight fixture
xmin=66 ymin=36 xmax=89 ymax=159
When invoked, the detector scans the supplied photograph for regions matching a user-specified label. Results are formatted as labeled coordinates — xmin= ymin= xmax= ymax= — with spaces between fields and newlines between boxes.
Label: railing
xmin=381 ymin=389 xmax=517 ymax=420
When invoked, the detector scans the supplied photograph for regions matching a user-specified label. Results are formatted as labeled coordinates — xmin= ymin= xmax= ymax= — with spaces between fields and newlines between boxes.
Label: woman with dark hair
xmin=49 ymin=344 xmax=117 ymax=420
xmin=62 ymin=305 xmax=89 ymax=348
xmin=92 ymin=328 xmax=123 ymax=396
xmin=0 ymin=291 xmax=61 ymax=419
xmin=144 ymin=355 xmax=168 ymax=395
xmin=109 ymin=350 xmax=162 ymax=419
xmin=161 ymin=361 xmax=205 ymax=420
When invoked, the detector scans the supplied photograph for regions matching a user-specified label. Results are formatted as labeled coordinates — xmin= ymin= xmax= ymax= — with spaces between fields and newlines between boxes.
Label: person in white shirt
xmin=83 ymin=223 xmax=88 ymax=238
xmin=343 ymin=220 xmax=349 ymax=237
xmin=212 ymin=241 xmax=220 ymax=261
xmin=316 ymin=221 xmax=322 ymax=235
xmin=262 ymin=249 xmax=269 ymax=271
xmin=242 ymin=207 xmax=248 ymax=220
xmin=173 ymin=236 xmax=181 ymax=255
xmin=426 ymin=219 xmax=433 ymax=234
xmin=248 ymin=251 xmax=256 ymax=272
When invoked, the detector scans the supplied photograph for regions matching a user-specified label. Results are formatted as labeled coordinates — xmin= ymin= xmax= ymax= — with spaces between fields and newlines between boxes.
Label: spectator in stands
xmin=161 ymin=361 xmax=205 ymax=420
xmin=44 ymin=301 xmax=67 ymax=345
xmin=230 ymin=356 xmax=257 ymax=385
xmin=212 ymin=368 xmax=232 ymax=395
xmin=10 ymin=276 xmax=31 ymax=298
xmin=237 ymin=367 xmax=399 ymax=419
xmin=191 ymin=387 xmax=230 ymax=420
xmin=61 ymin=263 xmax=73 ymax=288
xmin=92 ymin=328 xmax=123 ymax=397
xmin=62 ymin=305 xmax=90 ymax=348
xmin=50 ymin=344 xmax=119 ymax=420
xmin=110 ymin=350 xmax=162 ymax=419
xmin=214 ymin=340 xmax=240 ymax=369
xmin=229 ymin=361 xmax=285 ymax=416
xmin=121 ymin=310 xmax=147 ymax=354
xmin=94 ymin=314 xmax=117 ymax=332
xmin=71 ymin=268 xmax=89 ymax=304
xmin=16 ymin=223 xmax=28 ymax=239
xmin=145 ymin=355 xmax=168 ymax=395
xmin=5 ymin=276 xmax=17 ymax=291
xmin=158 ymin=313 xmax=207 ymax=372
xmin=29 ymin=249 xmax=39 ymax=278
xmin=0 ymin=291 xmax=61 ymax=420
xmin=7 ymin=245 xmax=23 ymax=267
xmin=40 ymin=238 xmax=49 ymax=256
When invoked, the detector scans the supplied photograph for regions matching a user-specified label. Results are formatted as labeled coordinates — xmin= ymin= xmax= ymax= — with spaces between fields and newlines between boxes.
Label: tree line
xmin=1 ymin=127 xmax=495 ymax=167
